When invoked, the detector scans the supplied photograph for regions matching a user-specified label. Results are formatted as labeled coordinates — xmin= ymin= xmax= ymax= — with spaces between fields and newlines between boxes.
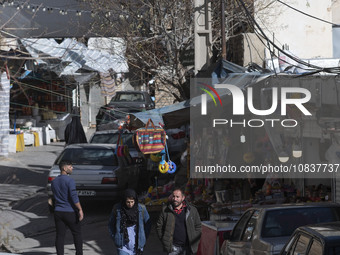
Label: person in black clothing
xmin=64 ymin=114 xmax=87 ymax=146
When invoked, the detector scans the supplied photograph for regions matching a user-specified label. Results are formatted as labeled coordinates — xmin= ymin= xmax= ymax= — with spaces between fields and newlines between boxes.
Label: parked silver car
xmin=46 ymin=143 xmax=140 ymax=210
xmin=221 ymin=203 xmax=340 ymax=255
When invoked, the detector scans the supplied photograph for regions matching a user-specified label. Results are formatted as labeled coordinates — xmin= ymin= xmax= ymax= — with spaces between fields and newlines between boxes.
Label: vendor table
xmin=197 ymin=221 xmax=236 ymax=255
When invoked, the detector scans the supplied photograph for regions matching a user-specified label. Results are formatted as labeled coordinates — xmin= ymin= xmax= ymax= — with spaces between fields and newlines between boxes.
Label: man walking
xmin=157 ymin=187 xmax=201 ymax=255
xmin=51 ymin=160 xmax=84 ymax=255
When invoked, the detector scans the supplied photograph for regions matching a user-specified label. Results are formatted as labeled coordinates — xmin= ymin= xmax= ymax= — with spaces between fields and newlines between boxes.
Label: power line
xmin=276 ymin=0 xmax=339 ymax=27
xmin=236 ymin=0 xmax=340 ymax=74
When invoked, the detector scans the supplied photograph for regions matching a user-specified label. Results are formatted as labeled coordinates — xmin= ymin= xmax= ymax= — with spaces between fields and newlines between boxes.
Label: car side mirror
xmin=223 ymin=231 xmax=231 ymax=240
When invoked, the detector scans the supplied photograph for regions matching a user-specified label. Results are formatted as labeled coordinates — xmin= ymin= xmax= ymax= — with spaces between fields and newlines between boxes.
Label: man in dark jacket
xmin=156 ymin=187 xmax=201 ymax=255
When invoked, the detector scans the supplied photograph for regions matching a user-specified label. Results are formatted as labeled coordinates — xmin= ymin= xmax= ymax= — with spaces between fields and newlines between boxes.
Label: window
xmin=241 ymin=210 xmax=259 ymax=241
xmin=333 ymin=27 xmax=340 ymax=58
xmin=231 ymin=210 xmax=253 ymax=241
xmin=283 ymin=235 xmax=299 ymax=254
xmin=262 ymin=207 xmax=340 ymax=238
xmin=292 ymin=234 xmax=311 ymax=255
xmin=58 ymin=148 xmax=118 ymax=166
xmin=113 ymin=93 xmax=145 ymax=102
xmin=91 ymin=133 xmax=134 ymax=147
xmin=308 ymin=240 xmax=322 ymax=255
xmin=329 ymin=246 xmax=340 ymax=255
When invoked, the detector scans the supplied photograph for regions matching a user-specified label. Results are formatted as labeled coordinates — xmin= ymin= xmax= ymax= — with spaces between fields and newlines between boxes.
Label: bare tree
xmin=85 ymin=0 xmax=194 ymax=102
xmin=85 ymin=0 xmax=279 ymax=101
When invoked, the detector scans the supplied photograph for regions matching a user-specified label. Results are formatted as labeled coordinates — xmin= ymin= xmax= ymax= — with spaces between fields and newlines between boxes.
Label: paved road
xmin=0 ymin=139 xmax=166 ymax=255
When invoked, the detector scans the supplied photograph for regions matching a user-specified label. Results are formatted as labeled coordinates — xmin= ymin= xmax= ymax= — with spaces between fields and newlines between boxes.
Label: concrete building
xmin=229 ymin=0 xmax=340 ymax=68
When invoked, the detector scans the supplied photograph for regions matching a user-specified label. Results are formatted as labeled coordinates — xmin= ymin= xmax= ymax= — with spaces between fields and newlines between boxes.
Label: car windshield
xmin=101 ymin=110 xmax=127 ymax=123
xmin=56 ymin=148 xmax=118 ymax=166
xmin=262 ymin=207 xmax=340 ymax=238
xmin=90 ymin=133 xmax=134 ymax=147
xmin=112 ymin=93 xmax=145 ymax=102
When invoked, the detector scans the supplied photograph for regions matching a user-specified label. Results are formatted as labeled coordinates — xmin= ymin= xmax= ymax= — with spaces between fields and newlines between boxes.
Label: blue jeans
xmin=168 ymin=245 xmax=192 ymax=255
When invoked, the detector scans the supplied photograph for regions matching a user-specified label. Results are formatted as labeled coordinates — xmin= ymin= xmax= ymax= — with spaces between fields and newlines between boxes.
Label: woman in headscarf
xmin=108 ymin=189 xmax=151 ymax=255
xmin=64 ymin=115 xmax=87 ymax=146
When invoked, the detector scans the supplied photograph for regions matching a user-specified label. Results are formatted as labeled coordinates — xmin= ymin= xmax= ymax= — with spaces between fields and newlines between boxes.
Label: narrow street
xmin=0 ymin=140 xmax=165 ymax=255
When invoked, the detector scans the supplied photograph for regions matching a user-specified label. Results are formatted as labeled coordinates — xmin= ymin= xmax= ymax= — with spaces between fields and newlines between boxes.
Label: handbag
xmin=136 ymin=118 xmax=166 ymax=154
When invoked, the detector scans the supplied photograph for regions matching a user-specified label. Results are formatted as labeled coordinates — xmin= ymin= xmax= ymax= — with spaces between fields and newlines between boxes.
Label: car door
xmin=225 ymin=209 xmax=258 ymax=255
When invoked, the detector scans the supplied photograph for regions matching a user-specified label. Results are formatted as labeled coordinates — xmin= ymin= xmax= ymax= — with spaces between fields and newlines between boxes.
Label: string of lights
xmin=1 ymin=0 xmax=92 ymax=16
xmin=0 ymin=0 xmax=135 ymax=18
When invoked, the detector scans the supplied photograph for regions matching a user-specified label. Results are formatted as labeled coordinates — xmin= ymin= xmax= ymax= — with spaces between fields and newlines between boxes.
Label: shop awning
xmin=129 ymin=99 xmax=195 ymax=129
xmin=20 ymin=38 xmax=128 ymax=76
xmin=130 ymin=71 xmax=271 ymax=129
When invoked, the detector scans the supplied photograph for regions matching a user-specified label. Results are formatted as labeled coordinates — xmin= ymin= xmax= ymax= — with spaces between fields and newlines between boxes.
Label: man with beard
xmin=157 ymin=187 xmax=201 ymax=255
xmin=108 ymin=189 xmax=151 ymax=255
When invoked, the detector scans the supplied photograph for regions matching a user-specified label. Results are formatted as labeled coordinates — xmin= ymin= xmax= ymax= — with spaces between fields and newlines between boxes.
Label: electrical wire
xmin=232 ymin=0 xmax=276 ymax=72
xmin=276 ymin=0 xmax=340 ymax=27
xmin=236 ymin=1 xmax=322 ymax=73
xmin=236 ymin=0 xmax=340 ymax=74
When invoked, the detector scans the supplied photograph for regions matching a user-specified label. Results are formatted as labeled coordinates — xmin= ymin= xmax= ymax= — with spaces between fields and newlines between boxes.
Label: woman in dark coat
xmin=64 ymin=115 xmax=87 ymax=145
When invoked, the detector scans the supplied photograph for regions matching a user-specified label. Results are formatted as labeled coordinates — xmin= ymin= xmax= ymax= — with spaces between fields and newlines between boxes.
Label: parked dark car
xmin=46 ymin=143 xmax=140 ymax=211
xmin=221 ymin=203 xmax=340 ymax=255
xmin=96 ymin=91 xmax=155 ymax=129
xmin=280 ymin=222 xmax=340 ymax=255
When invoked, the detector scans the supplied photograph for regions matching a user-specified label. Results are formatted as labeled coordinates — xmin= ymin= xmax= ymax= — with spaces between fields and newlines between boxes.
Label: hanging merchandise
xmin=165 ymin=140 xmax=176 ymax=174
xmin=116 ymin=133 xmax=124 ymax=157
xmin=115 ymin=131 xmax=132 ymax=164
xmin=158 ymin=141 xmax=177 ymax=174
xmin=136 ymin=119 xmax=166 ymax=154
xmin=150 ymin=152 xmax=162 ymax=162
xmin=158 ymin=149 xmax=169 ymax=173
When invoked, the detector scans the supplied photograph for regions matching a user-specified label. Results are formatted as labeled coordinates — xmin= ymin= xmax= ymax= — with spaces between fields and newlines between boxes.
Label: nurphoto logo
xmin=200 ymin=84 xmax=312 ymax=128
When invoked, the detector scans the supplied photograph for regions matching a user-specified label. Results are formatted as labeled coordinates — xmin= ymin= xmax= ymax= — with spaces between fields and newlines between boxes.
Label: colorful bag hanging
xmin=136 ymin=118 xmax=166 ymax=154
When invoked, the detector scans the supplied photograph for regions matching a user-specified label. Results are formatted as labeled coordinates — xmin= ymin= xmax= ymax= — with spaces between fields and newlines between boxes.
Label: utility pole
xmin=194 ymin=0 xmax=212 ymax=74
xmin=221 ymin=0 xmax=226 ymax=60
